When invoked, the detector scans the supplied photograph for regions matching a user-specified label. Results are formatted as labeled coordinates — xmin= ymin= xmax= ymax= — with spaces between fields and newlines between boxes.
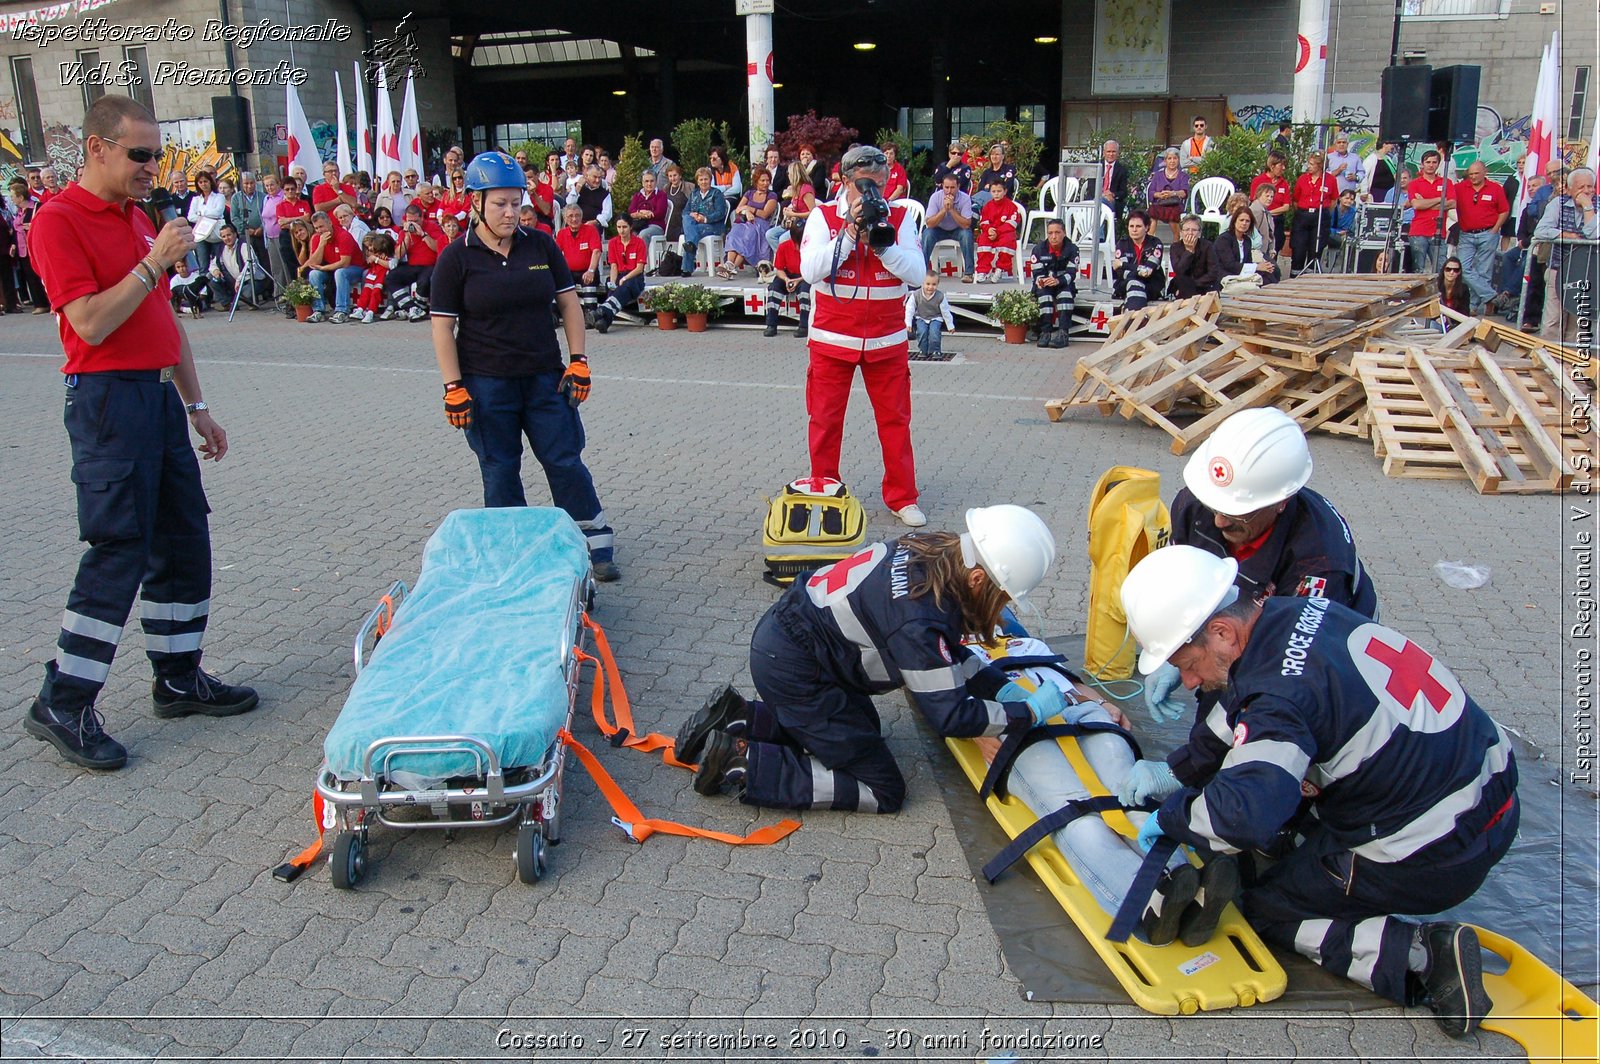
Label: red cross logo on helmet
xmin=1210 ymin=457 xmax=1234 ymax=486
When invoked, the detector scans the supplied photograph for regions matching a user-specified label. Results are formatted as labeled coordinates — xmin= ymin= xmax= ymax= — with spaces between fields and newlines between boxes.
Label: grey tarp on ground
xmin=923 ymin=635 xmax=1598 ymax=1006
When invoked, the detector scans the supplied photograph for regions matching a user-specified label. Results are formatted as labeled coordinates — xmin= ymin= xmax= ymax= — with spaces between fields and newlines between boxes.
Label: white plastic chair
xmin=1038 ymin=176 xmax=1061 ymax=214
xmin=894 ymin=198 xmax=925 ymax=234
xmin=1062 ymin=203 xmax=1116 ymax=289
xmin=647 ymin=235 xmax=668 ymax=272
xmin=1190 ymin=176 xmax=1235 ymax=232
xmin=930 ymin=239 xmax=965 ymax=280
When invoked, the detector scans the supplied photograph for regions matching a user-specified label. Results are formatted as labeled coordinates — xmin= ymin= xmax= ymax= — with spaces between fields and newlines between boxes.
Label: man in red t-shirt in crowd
xmin=555 ymin=203 xmax=605 ymax=325
xmin=303 ymin=210 xmax=363 ymax=322
xmin=25 ymin=95 xmax=257 ymax=771
xmin=1289 ymin=151 xmax=1339 ymax=275
xmin=310 ymin=161 xmax=355 ymax=214
xmin=594 ymin=214 xmax=648 ymax=333
xmin=1452 ymin=160 xmax=1510 ymax=312
xmin=763 ymin=221 xmax=810 ymax=338
xmin=383 ymin=202 xmax=446 ymax=321
xmin=1250 ymin=151 xmax=1292 ymax=260
xmin=1406 ymin=150 xmax=1452 ymax=274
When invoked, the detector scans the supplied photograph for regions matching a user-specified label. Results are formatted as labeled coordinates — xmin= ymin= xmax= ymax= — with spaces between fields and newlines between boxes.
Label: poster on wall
xmin=1092 ymin=0 xmax=1170 ymax=96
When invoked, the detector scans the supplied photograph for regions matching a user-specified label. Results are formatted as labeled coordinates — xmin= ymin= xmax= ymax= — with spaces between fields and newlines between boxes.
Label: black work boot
xmin=676 ymin=683 xmax=749 ymax=764
xmin=1050 ymin=326 xmax=1070 ymax=348
xmin=1178 ymin=854 xmax=1240 ymax=947
xmin=594 ymin=305 xmax=614 ymax=334
xmin=794 ymin=309 xmax=809 ymax=339
xmin=691 ymin=729 xmax=748 ymax=796
xmin=1419 ymin=922 xmax=1492 ymax=1038
xmin=152 ymin=666 xmax=259 ymax=719
xmin=25 ymin=697 xmax=127 ymax=770
xmin=1036 ymin=325 xmax=1052 ymax=347
xmin=592 ymin=560 xmax=621 ymax=582
xmin=763 ymin=308 xmax=778 ymax=337
xmin=1138 ymin=861 xmax=1198 ymax=947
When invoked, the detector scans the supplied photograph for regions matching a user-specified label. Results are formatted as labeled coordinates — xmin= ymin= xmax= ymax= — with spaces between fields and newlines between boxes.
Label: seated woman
xmin=1113 ymin=209 xmax=1166 ymax=310
xmin=286 ymin=218 xmax=315 ymax=280
xmin=767 ymin=161 xmax=817 ymax=257
xmin=1169 ymin=214 xmax=1222 ymax=299
xmin=1437 ymin=256 xmax=1470 ymax=325
xmin=708 ymin=145 xmax=743 ymax=207
xmin=594 ymin=215 xmax=649 ymax=333
xmin=1213 ymin=206 xmax=1279 ymax=286
xmin=717 ymin=168 xmax=779 ymax=278
xmin=680 ymin=167 xmax=729 ymax=277
xmin=1147 ymin=148 xmax=1191 ymax=242
xmin=627 ymin=169 xmax=669 ymax=243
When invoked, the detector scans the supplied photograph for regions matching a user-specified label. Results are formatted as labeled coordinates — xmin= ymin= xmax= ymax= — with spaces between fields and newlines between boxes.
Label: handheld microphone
xmin=147 ymin=188 xmax=197 ymax=270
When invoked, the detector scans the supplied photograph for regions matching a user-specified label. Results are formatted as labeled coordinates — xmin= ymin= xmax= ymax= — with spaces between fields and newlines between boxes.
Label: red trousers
xmin=806 ymin=347 xmax=918 ymax=511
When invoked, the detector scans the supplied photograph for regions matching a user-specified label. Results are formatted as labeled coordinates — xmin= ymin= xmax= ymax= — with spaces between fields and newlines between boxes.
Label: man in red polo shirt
xmin=555 ymin=203 xmax=604 ymax=325
xmin=1406 ymin=150 xmax=1452 ymax=274
xmin=309 ymin=160 xmax=355 ymax=214
xmin=26 ymin=96 xmax=257 ymax=772
xmin=272 ymin=177 xmax=312 ymax=288
xmin=1289 ymin=151 xmax=1339 ymax=275
xmin=1250 ymin=152 xmax=1292 ymax=258
xmin=1452 ymin=160 xmax=1510 ymax=312
xmin=303 ymin=210 xmax=363 ymax=323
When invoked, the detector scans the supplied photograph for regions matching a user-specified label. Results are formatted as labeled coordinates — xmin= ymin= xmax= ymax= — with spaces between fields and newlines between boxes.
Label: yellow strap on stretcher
xmin=1474 ymin=926 xmax=1600 ymax=1064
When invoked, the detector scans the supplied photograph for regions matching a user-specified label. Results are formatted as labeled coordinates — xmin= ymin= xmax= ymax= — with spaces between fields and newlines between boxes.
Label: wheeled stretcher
xmin=312 ymin=508 xmax=595 ymax=889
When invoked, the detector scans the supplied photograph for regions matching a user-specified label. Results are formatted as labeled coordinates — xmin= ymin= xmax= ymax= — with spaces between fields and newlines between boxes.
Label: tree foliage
xmin=672 ymin=118 xmax=743 ymax=176
xmin=610 ymin=133 xmax=647 ymax=232
xmin=774 ymin=110 xmax=859 ymax=166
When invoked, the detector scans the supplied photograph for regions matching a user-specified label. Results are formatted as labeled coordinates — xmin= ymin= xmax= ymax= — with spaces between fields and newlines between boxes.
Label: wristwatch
xmin=185 ymin=401 xmax=208 ymax=415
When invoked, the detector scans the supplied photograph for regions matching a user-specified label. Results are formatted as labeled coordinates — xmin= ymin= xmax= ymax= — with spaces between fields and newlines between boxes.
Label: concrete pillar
xmin=744 ymin=4 xmax=775 ymax=157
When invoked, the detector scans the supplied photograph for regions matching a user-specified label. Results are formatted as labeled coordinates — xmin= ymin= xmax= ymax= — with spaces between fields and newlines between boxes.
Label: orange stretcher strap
xmin=560 ymin=730 xmax=800 ymax=846
xmin=272 ymin=791 xmax=328 ymax=882
xmin=578 ymin=612 xmax=695 ymax=770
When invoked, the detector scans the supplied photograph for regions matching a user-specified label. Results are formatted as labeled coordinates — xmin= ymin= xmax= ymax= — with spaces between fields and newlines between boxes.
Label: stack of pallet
xmin=1043 ymin=274 xmax=1594 ymax=495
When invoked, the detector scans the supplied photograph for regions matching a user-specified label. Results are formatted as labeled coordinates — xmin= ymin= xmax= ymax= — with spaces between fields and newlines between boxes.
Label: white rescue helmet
xmin=1183 ymin=407 xmax=1312 ymax=516
xmin=963 ymin=505 xmax=1057 ymax=601
xmin=1120 ymin=545 xmax=1241 ymax=674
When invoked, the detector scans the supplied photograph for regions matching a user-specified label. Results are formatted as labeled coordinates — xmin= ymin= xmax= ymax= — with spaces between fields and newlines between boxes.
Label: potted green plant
xmin=677 ymin=284 xmax=720 ymax=333
xmin=641 ymin=282 xmax=681 ymax=330
xmin=988 ymin=289 xmax=1041 ymax=344
xmin=282 ymin=279 xmax=317 ymax=322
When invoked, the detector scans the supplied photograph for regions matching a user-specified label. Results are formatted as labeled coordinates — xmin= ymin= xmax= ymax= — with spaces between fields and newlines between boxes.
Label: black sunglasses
xmin=103 ymin=137 xmax=158 ymax=164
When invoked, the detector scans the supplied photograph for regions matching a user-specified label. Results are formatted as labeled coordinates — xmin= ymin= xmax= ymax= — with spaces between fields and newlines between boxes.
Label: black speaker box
xmin=1429 ymin=65 xmax=1482 ymax=143
xmin=1380 ymin=65 xmax=1432 ymax=143
xmin=211 ymin=96 xmax=252 ymax=154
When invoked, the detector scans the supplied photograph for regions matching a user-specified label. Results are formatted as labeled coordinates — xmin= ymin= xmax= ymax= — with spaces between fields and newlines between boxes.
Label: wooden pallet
xmin=1219 ymin=274 xmax=1436 ymax=344
xmin=1273 ymin=370 xmax=1371 ymax=439
xmin=1356 ymin=347 xmax=1585 ymax=493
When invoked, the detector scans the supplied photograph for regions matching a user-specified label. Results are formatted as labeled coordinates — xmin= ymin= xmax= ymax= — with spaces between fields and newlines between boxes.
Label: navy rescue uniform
xmin=1156 ymin=597 xmax=1518 ymax=1004
xmin=745 ymin=540 xmax=1033 ymax=813
xmin=1027 ymin=237 xmax=1079 ymax=329
xmin=430 ymin=224 xmax=614 ymax=563
xmin=29 ymin=182 xmax=215 ymax=712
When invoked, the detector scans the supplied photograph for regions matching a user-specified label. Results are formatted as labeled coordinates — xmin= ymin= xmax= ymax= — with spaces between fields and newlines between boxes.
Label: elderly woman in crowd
xmin=680 ymin=166 xmax=730 ymax=277
xmin=1148 ymin=147 xmax=1191 ymax=241
xmin=717 ymin=167 xmax=779 ymax=277
xmin=1169 ymin=214 xmax=1222 ymax=298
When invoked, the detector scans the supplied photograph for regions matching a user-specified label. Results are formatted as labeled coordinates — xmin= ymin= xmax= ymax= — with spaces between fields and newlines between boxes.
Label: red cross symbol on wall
xmin=939 ymin=259 xmax=960 ymax=277
xmin=1080 ymin=262 xmax=1093 ymax=278
xmin=807 ymin=548 xmax=877 ymax=595
xmin=1089 ymin=309 xmax=1110 ymax=329
xmin=1022 ymin=260 xmax=1034 ymax=279
xmin=1364 ymin=637 xmax=1451 ymax=712
xmin=745 ymin=294 xmax=765 ymax=313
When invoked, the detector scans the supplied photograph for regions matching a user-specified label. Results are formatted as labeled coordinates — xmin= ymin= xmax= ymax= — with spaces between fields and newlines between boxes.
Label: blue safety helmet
xmin=464 ymin=151 xmax=523 ymax=192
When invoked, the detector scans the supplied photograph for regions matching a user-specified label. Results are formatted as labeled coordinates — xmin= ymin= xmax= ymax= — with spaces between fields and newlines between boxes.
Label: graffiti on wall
xmin=1228 ymin=94 xmax=1590 ymax=179
xmin=155 ymin=118 xmax=238 ymax=184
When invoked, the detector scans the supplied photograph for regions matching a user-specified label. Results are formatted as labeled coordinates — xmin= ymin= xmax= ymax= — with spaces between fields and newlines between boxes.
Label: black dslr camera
xmin=853 ymin=177 xmax=897 ymax=251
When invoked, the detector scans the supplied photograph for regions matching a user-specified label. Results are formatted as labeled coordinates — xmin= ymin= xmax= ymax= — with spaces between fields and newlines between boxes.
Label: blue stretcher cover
xmin=323 ymin=508 xmax=591 ymax=787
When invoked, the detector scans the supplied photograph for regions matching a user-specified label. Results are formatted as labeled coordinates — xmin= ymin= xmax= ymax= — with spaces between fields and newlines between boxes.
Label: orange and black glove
xmin=443 ymin=380 xmax=472 ymax=428
xmin=559 ymin=357 xmax=590 ymax=407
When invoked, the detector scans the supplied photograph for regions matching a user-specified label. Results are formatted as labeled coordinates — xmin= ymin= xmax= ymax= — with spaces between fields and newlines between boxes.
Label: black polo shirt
xmin=430 ymin=225 xmax=575 ymax=378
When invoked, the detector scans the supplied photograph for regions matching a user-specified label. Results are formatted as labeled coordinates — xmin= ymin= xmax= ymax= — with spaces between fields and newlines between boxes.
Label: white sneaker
xmin=894 ymin=504 xmax=927 ymax=527
xmin=361 ymin=310 xmax=375 ymax=323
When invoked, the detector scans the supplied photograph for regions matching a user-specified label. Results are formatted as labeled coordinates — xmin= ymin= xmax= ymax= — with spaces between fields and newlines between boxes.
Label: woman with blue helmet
xmin=428 ymin=150 xmax=619 ymax=580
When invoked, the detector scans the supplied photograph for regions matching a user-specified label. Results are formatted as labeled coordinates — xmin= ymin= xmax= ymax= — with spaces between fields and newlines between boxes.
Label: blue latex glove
xmin=995 ymin=680 xmax=1067 ymax=726
xmin=1142 ymin=662 xmax=1187 ymax=725
xmin=1137 ymin=812 xmax=1166 ymax=853
xmin=1118 ymin=759 xmax=1183 ymax=806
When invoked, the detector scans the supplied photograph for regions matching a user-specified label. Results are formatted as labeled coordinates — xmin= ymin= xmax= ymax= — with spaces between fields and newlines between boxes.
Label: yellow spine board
xmin=1474 ymin=926 xmax=1600 ymax=1064
xmin=944 ymin=731 xmax=1286 ymax=1015
xmin=1084 ymin=466 xmax=1171 ymax=682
